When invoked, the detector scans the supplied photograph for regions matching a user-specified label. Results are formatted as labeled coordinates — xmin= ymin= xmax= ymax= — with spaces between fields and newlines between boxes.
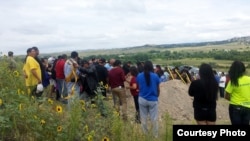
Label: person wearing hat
xmin=7 ymin=51 xmax=17 ymax=71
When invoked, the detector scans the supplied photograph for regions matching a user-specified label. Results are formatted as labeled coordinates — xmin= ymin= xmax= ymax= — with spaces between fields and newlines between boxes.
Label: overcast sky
xmin=0 ymin=0 xmax=250 ymax=55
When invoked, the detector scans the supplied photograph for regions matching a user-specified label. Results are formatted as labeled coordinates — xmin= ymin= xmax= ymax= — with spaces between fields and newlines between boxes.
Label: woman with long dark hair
xmin=225 ymin=61 xmax=250 ymax=125
xmin=188 ymin=63 xmax=218 ymax=125
xmin=137 ymin=61 xmax=160 ymax=138
xmin=126 ymin=66 xmax=140 ymax=123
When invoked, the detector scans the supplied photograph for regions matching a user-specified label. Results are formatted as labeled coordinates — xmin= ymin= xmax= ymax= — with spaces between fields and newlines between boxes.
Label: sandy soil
xmin=124 ymin=79 xmax=231 ymax=125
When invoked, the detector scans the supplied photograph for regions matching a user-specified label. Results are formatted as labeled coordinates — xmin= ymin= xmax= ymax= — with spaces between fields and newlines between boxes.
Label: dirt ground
xmin=124 ymin=79 xmax=231 ymax=125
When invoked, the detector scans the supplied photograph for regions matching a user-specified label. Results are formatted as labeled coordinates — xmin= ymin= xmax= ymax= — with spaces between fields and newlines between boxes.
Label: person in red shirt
xmin=55 ymin=54 xmax=68 ymax=100
xmin=126 ymin=66 xmax=140 ymax=123
xmin=108 ymin=60 xmax=127 ymax=120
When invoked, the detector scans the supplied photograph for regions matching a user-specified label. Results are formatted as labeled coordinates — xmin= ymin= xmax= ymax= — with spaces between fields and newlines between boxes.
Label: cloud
xmin=0 ymin=0 xmax=249 ymax=55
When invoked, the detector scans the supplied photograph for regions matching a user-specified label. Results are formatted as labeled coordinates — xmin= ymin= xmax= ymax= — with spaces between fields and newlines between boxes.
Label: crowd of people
xmin=14 ymin=47 xmax=163 ymax=137
xmin=5 ymin=48 xmax=250 ymax=138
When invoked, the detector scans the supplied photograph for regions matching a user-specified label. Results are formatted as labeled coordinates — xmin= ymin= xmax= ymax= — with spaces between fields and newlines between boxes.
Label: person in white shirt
xmin=219 ymin=72 xmax=226 ymax=98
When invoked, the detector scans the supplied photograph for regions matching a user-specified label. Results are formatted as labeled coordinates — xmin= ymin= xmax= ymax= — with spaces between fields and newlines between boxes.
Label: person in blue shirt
xmin=213 ymin=70 xmax=220 ymax=84
xmin=137 ymin=60 xmax=160 ymax=138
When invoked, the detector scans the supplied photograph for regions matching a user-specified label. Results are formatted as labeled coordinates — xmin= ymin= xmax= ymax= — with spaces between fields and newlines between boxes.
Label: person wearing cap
xmin=7 ymin=51 xmax=17 ymax=71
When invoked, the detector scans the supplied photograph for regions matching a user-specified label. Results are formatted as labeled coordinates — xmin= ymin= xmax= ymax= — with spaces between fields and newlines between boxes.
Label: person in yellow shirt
xmin=23 ymin=48 xmax=42 ymax=96
xmin=225 ymin=61 xmax=250 ymax=125
xmin=23 ymin=48 xmax=32 ymax=87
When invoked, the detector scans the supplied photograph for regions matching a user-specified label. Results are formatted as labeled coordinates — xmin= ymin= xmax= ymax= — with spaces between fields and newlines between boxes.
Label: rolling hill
xmin=39 ymin=36 xmax=250 ymax=57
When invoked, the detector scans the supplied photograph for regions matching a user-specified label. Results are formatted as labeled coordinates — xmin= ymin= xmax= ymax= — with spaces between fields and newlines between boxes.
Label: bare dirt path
xmin=125 ymin=79 xmax=231 ymax=125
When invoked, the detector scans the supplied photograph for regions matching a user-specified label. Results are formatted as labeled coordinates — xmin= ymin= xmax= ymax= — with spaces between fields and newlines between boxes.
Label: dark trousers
xmin=229 ymin=104 xmax=250 ymax=125
xmin=133 ymin=95 xmax=140 ymax=122
xmin=219 ymin=87 xmax=225 ymax=98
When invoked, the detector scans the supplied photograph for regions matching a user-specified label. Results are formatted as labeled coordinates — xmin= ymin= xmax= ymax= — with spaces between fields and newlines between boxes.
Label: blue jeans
xmin=139 ymin=97 xmax=158 ymax=137
xmin=56 ymin=79 xmax=68 ymax=98
xmin=229 ymin=104 xmax=250 ymax=125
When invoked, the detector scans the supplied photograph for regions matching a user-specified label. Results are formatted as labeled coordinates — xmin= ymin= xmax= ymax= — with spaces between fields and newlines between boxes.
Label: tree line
xmin=83 ymin=49 xmax=250 ymax=63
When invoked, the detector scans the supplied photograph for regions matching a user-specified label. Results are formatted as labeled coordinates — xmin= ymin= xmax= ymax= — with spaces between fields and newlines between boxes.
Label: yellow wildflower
xmin=91 ymin=104 xmax=97 ymax=108
xmin=34 ymin=115 xmax=38 ymax=119
xmin=56 ymin=105 xmax=63 ymax=113
xmin=102 ymin=137 xmax=110 ymax=141
xmin=80 ymin=100 xmax=85 ymax=106
xmin=0 ymin=99 xmax=2 ymax=106
xmin=40 ymin=119 xmax=46 ymax=125
xmin=57 ymin=126 xmax=62 ymax=132
xmin=48 ymin=98 xmax=54 ymax=105
xmin=87 ymin=135 xmax=93 ymax=141
xmin=84 ymin=125 xmax=89 ymax=132
xmin=13 ymin=71 xmax=19 ymax=77
xmin=105 ymin=84 xmax=109 ymax=89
